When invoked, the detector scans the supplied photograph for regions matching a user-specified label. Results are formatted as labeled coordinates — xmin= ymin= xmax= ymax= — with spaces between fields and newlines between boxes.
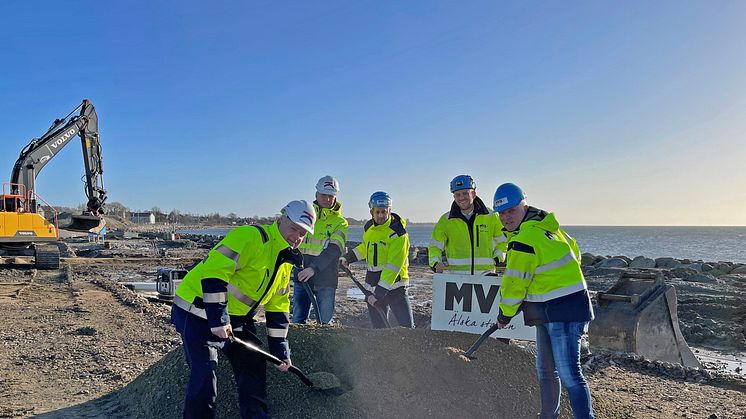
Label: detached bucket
xmin=588 ymin=271 xmax=700 ymax=368
xmin=58 ymin=213 xmax=105 ymax=232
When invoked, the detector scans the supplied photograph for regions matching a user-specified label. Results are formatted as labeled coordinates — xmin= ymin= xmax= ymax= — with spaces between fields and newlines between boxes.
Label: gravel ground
xmin=0 ymin=238 xmax=744 ymax=418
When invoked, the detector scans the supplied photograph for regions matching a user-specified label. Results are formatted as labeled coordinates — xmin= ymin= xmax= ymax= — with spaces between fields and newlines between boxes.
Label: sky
xmin=1 ymin=1 xmax=744 ymax=225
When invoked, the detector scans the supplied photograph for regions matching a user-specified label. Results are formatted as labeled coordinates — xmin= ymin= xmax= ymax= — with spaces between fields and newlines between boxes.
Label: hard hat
xmin=368 ymin=191 xmax=392 ymax=208
xmin=315 ymin=175 xmax=340 ymax=195
xmin=493 ymin=183 xmax=526 ymax=212
xmin=281 ymin=200 xmax=316 ymax=234
xmin=450 ymin=175 xmax=476 ymax=193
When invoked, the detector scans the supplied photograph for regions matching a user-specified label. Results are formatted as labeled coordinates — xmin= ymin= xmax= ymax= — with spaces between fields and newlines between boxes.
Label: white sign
xmin=431 ymin=273 xmax=536 ymax=341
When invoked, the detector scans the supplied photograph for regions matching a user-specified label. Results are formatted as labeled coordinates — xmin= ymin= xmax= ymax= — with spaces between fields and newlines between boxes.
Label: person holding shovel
xmin=293 ymin=175 xmax=348 ymax=325
xmin=170 ymin=200 xmax=316 ymax=419
xmin=493 ymin=183 xmax=595 ymax=419
xmin=341 ymin=191 xmax=414 ymax=328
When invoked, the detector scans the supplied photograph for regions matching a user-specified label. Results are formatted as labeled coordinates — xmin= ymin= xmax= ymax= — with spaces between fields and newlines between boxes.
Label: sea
xmin=178 ymin=225 xmax=746 ymax=263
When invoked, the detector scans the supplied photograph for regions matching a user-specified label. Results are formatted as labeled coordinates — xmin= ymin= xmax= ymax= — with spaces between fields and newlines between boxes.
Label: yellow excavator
xmin=0 ymin=99 xmax=107 ymax=269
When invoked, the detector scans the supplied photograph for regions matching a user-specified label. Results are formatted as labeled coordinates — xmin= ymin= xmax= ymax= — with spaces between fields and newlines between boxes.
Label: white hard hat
xmin=281 ymin=200 xmax=316 ymax=234
xmin=315 ymin=175 xmax=340 ymax=195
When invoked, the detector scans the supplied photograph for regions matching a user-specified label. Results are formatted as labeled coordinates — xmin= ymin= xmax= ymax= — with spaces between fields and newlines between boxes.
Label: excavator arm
xmin=9 ymin=99 xmax=107 ymax=231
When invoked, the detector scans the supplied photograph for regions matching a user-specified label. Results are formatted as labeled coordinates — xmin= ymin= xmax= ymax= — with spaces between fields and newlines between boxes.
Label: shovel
xmin=339 ymin=264 xmax=391 ymax=328
xmin=228 ymin=335 xmax=343 ymax=393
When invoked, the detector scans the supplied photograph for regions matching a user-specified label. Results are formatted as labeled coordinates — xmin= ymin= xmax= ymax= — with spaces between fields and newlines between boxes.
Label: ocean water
xmin=179 ymin=225 xmax=746 ymax=263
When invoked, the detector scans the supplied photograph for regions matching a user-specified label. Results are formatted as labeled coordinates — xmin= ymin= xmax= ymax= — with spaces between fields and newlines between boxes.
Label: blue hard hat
xmin=369 ymin=191 xmax=392 ymax=208
xmin=450 ymin=175 xmax=476 ymax=193
xmin=493 ymin=183 xmax=526 ymax=212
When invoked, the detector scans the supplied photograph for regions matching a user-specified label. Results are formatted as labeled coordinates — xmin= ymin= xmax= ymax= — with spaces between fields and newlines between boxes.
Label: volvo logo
xmin=50 ymin=128 xmax=76 ymax=149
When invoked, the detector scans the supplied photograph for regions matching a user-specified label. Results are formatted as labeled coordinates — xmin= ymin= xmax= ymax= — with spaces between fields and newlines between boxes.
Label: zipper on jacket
xmin=256 ymin=268 xmax=269 ymax=292
xmin=373 ymin=243 xmax=378 ymax=266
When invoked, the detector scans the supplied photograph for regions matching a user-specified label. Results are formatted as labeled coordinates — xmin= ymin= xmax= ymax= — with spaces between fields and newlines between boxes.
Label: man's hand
xmin=434 ymin=262 xmax=447 ymax=273
xmin=297 ymin=267 xmax=315 ymax=282
xmin=339 ymin=257 xmax=348 ymax=268
xmin=210 ymin=323 xmax=232 ymax=339
xmin=366 ymin=295 xmax=378 ymax=306
xmin=276 ymin=358 xmax=292 ymax=372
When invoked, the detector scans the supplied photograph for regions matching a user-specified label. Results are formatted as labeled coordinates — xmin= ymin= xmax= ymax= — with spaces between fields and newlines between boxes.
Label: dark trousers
xmin=171 ymin=305 xmax=268 ymax=419
xmin=367 ymin=286 xmax=414 ymax=328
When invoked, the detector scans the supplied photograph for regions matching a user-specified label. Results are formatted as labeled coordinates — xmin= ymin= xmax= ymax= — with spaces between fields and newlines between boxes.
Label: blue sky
xmin=1 ymin=1 xmax=744 ymax=225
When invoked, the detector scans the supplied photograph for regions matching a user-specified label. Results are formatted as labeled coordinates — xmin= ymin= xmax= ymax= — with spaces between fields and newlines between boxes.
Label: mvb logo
xmin=50 ymin=128 xmax=76 ymax=149
xmin=444 ymin=282 xmax=499 ymax=314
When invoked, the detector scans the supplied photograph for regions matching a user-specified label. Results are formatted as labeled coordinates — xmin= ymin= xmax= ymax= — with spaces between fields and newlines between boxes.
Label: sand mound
xmin=37 ymin=326 xmax=575 ymax=418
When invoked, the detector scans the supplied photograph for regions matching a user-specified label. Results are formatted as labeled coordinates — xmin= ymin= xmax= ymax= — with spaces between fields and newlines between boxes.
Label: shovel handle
xmin=230 ymin=336 xmax=314 ymax=387
xmin=464 ymin=323 xmax=500 ymax=358
xmin=340 ymin=264 xmax=391 ymax=328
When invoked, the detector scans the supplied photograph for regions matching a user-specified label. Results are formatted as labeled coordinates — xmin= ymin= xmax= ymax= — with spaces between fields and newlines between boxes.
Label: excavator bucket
xmin=58 ymin=213 xmax=105 ymax=233
xmin=588 ymin=270 xmax=700 ymax=368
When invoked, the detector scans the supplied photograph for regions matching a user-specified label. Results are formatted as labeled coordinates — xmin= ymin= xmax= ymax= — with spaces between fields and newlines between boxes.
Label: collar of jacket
xmin=448 ymin=196 xmax=490 ymax=220
xmin=268 ymin=221 xmax=292 ymax=250
xmin=517 ymin=207 xmax=560 ymax=233
xmin=313 ymin=200 xmax=342 ymax=218
xmin=365 ymin=212 xmax=404 ymax=231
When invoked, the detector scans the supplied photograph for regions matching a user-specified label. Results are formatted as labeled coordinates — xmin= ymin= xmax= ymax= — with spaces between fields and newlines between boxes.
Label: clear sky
xmin=1 ymin=1 xmax=744 ymax=225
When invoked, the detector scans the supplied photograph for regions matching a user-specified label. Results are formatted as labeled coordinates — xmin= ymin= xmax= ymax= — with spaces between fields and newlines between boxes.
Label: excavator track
xmin=35 ymin=244 xmax=60 ymax=270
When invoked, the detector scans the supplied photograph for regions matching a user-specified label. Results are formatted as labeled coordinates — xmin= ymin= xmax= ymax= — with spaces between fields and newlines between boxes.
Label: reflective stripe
xmin=215 ymin=245 xmax=241 ymax=270
xmin=376 ymin=279 xmax=408 ymax=290
xmin=429 ymin=239 xmax=445 ymax=251
xmin=493 ymin=235 xmax=507 ymax=245
xmin=504 ymin=269 xmax=533 ymax=281
xmin=267 ymin=327 xmax=288 ymax=338
xmin=301 ymin=248 xmax=323 ymax=256
xmin=447 ymin=257 xmax=495 ymax=266
xmin=173 ymin=295 xmax=207 ymax=319
xmin=535 ymin=252 xmax=576 ymax=274
xmin=304 ymin=237 xmax=326 ymax=246
xmin=328 ymin=239 xmax=344 ymax=250
xmin=500 ymin=296 xmax=524 ymax=305
xmin=276 ymin=286 xmax=290 ymax=296
xmin=203 ymin=292 xmax=227 ymax=303
xmin=332 ymin=229 xmax=347 ymax=241
xmin=353 ymin=248 xmax=363 ymax=260
xmin=494 ymin=250 xmax=504 ymax=261
xmin=429 ymin=257 xmax=441 ymax=265
xmin=383 ymin=263 xmax=400 ymax=273
xmin=227 ymin=283 xmax=257 ymax=307
xmin=524 ymin=281 xmax=587 ymax=302
xmin=366 ymin=265 xmax=383 ymax=272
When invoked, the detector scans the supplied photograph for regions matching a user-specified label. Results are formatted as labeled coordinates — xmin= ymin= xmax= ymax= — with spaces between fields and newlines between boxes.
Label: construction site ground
xmin=0 ymin=238 xmax=745 ymax=418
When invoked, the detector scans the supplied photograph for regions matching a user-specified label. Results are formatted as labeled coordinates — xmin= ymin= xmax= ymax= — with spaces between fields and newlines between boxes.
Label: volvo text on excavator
xmin=0 ymin=99 xmax=107 ymax=269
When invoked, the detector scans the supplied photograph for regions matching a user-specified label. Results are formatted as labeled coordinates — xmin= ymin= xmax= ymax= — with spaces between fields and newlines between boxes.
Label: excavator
xmin=0 ymin=99 xmax=107 ymax=269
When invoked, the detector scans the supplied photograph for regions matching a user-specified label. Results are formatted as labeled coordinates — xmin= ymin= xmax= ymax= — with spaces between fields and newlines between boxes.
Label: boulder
xmin=715 ymin=263 xmax=733 ymax=273
xmin=655 ymin=257 xmax=681 ymax=269
xmin=701 ymin=263 xmax=714 ymax=272
xmin=671 ymin=267 xmax=698 ymax=279
xmin=731 ymin=265 xmax=746 ymax=274
xmin=581 ymin=253 xmax=596 ymax=267
xmin=629 ymin=256 xmax=656 ymax=269
xmin=596 ymin=257 xmax=629 ymax=268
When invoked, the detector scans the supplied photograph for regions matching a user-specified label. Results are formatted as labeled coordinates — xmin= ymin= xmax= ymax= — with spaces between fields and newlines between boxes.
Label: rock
xmin=684 ymin=263 xmax=703 ymax=273
xmin=655 ymin=257 xmax=681 ymax=269
xmin=613 ymin=255 xmax=632 ymax=264
xmin=671 ymin=267 xmax=698 ymax=279
xmin=701 ymin=263 xmax=714 ymax=272
xmin=683 ymin=273 xmax=717 ymax=283
xmin=629 ymin=256 xmax=656 ymax=268
xmin=731 ymin=265 xmax=746 ymax=274
xmin=596 ymin=257 xmax=628 ymax=268
xmin=715 ymin=263 xmax=733 ymax=273
xmin=581 ymin=253 xmax=596 ymax=267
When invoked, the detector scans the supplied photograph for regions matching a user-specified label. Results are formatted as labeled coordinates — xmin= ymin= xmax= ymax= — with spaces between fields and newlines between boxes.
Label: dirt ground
xmin=0 ymin=238 xmax=745 ymax=418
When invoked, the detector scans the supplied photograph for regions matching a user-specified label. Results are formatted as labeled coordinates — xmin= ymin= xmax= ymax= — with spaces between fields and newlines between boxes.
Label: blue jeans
xmin=292 ymin=281 xmax=336 ymax=324
xmin=368 ymin=287 xmax=414 ymax=328
xmin=535 ymin=322 xmax=595 ymax=419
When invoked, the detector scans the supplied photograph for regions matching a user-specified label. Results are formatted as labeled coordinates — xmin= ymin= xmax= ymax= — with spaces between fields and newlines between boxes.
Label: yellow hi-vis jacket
xmin=299 ymin=201 xmax=347 ymax=255
xmin=174 ymin=222 xmax=296 ymax=321
xmin=497 ymin=208 xmax=593 ymax=326
xmin=428 ymin=196 xmax=507 ymax=274
xmin=345 ymin=213 xmax=409 ymax=300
